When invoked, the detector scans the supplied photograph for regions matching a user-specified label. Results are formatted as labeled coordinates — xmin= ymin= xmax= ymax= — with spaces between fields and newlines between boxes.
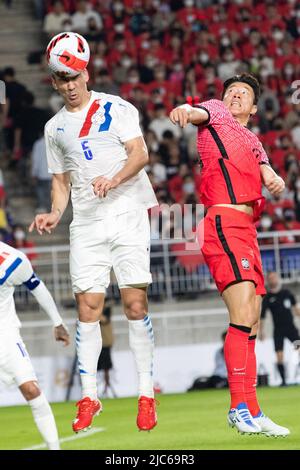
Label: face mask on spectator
xmin=94 ymin=58 xmax=104 ymax=68
xmin=146 ymin=58 xmax=157 ymax=68
xmin=128 ymin=75 xmax=139 ymax=84
xmin=184 ymin=0 xmax=194 ymax=7
xmin=199 ymin=52 xmax=209 ymax=64
xmin=284 ymin=65 xmax=294 ymax=76
xmin=114 ymin=2 xmax=124 ymax=12
xmin=121 ymin=58 xmax=132 ymax=68
xmin=260 ymin=68 xmax=269 ymax=79
xmin=14 ymin=230 xmax=25 ymax=241
xmin=260 ymin=217 xmax=272 ymax=229
xmin=295 ymin=179 xmax=300 ymax=190
xmin=273 ymin=30 xmax=284 ymax=41
xmin=220 ymin=36 xmax=231 ymax=47
xmin=183 ymin=182 xmax=195 ymax=194
xmin=115 ymin=23 xmax=125 ymax=33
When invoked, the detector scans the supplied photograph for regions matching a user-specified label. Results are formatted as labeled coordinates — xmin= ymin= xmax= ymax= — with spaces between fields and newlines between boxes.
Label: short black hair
xmin=222 ymin=73 xmax=260 ymax=104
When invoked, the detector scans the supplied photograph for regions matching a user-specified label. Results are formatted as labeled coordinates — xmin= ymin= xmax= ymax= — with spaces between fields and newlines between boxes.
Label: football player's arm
xmin=169 ymin=104 xmax=209 ymax=128
xmin=290 ymin=292 xmax=300 ymax=316
xmin=258 ymin=299 xmax=268 ymax=341
xmin=93 ymin=136 xmax=148 ymax=198
xmin=29 ymin=172 xmax=70 ymax=235
xmin=15 ymin=256 xmax=70 ymax=345
xmin=260 ymin=164 xmax=285 ymax=196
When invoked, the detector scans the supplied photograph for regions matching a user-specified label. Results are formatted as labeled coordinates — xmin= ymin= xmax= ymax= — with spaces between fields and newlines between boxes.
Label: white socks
xmin=76 ymin=320 xmax=102 ymax=399
xmin=28 ymin=392 xmax=60 ymax=450
xmin=128 ymin=315 xmax=154 ymax=398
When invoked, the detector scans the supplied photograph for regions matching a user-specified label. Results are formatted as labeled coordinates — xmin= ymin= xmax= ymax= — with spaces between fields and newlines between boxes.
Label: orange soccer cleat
xmin=72 ymin=397 xmax=102 ymax=433
xmin=137 ymin=396 xmax=158 ymax=431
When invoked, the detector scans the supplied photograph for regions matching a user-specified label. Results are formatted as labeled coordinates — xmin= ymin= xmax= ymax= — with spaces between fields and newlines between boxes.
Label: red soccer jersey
xmin=196 ymin=99 xmax=269 ymax=217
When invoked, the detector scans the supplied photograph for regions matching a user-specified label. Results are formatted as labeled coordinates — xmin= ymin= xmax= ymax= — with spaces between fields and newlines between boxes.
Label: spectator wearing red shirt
xmin=169 ymin=74 xmax=289 ymax=437
xmin=10 ymin=224 xmax=38 ymax=264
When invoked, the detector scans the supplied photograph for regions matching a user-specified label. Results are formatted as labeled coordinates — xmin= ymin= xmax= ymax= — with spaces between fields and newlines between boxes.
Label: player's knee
xmin=124 ymin=300 xmax=147 ymax=320
xmin=78 ymin=302 xmax=101 ymax=322
xmin=20 ymin=381 xmax=41 ymax=401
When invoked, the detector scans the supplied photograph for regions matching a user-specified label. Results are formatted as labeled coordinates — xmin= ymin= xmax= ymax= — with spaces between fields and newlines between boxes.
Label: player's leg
xmin=222 ymin=281 xmax=262 ymax=433
xmin=276 ymin=349 xmax=286 ymax=385
xmin=19 ymin=381 xmax=60 ymax=450
xmin=69 ymin=218 xmax=110 ymax=432
xmin=72 ymin=292 xmax=104 ymax=432
xmin=245 ymin=296 xmax=262 ymax=418
xmin=5 ymin=331 xmax=60 ymax=450
xmin=113 ymin=208 xmax=156 ymax=431
xmin=120 ymin=287 xmax=157 ymax=431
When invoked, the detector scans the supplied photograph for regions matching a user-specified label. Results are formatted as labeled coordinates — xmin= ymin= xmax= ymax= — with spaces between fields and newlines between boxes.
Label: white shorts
xmin=0 ymin=329 xmax=37 ymax=387
xmin=70 ymin=208 xmax=152 ymax=293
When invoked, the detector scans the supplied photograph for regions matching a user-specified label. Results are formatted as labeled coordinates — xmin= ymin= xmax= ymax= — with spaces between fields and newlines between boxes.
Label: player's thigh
xmin=1 ymin=332 xmax=37 ymax=387
xmin=201 ymin=210 xmax=259 ymax=295
xmin=70 ymin=218 xmax=111 ymax=293
xmin=222 ymin=281 xmax=258 ymax=325
xmin=112 ymin=209 xmax=152 ymax=288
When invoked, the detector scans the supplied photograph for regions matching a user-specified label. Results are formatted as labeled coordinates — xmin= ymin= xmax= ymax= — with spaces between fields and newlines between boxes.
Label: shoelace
xmin=76 ymin=398 xmax=95 ymax=415
xmin=139 ymin=398 xmax=160 ymax=415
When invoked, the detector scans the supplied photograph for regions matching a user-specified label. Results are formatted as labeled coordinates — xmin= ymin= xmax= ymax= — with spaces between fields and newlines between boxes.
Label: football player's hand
xmin=169 ymin=104 xmax=192 ymax=128
xmin=264 ymin=176 xmax=285 ymax=196
xmin=92 ymin=176 xmax=120 ymax=198
xmin=28 ymin=210 xmax=61 ymax=235
xmin=54 ymin=324 xmax=70 ymax=347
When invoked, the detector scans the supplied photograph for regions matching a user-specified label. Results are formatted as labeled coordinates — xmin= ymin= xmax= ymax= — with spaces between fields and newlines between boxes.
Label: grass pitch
xmin=0 ymin=387 xmax=299 ymax=450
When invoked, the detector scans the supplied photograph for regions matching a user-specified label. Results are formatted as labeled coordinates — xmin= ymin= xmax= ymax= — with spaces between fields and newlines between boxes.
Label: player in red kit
xmin=169 ymin=74 xmax=289 ymax=437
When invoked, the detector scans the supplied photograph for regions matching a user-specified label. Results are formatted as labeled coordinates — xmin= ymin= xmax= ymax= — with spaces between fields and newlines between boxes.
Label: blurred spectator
xmin=31 ymin=135 xmax=52 ymax=213
xmin=93 ymin=69 xmax=120 ymax=96
xmin=72 ymin=0 xmax=102 ymax=34
xmin=2 ymin=67 xmax=26 ymax=153
xmin=13 ymin=91 xmax=50 ymax=181
xmin=10 ymin=224 xmax=37 ymax=263
xmin=149 ymin=103 xmax=181 ymax=141
xmin=43 ymin=1 xmax=71 ymax=38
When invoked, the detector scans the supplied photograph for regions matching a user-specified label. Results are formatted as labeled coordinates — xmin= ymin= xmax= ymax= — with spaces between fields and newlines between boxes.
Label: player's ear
xmin=51 ymin=76 xmax=58 ymax=90
xmin=83 ymin=68 xmax=89 ymax=83
xmin=250 ymin=104 xmax=257 ymax=116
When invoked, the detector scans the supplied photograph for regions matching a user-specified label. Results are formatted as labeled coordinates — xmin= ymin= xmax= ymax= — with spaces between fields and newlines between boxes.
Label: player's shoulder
xmin=199 ymin=99 xmax=228 ymax=112
xmin=45 ymin=108 xmax=65 ymax=135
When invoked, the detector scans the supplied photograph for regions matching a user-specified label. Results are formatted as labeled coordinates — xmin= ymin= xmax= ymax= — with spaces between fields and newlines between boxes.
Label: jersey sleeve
xmin=114 ymin=99 xmax=143 ymax=143
xmin=253 ymin=136 xmax=270 ymax=165
xmin=12 ymin=253 xmax=39 ymax=288
xmin=45 ymin=121 xmax=66 ymax=174
xmin=195 ymin=99 xmax=229 ymax=126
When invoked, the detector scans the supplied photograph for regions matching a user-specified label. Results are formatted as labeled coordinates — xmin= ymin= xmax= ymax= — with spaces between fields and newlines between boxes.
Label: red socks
xmin=245 ymin=336 xmax=261 ymax=417
xmin=224 ymin=325 xmax=250 ymax=409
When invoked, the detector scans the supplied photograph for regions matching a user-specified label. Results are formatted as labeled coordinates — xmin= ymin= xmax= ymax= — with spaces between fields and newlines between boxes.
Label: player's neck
xmin=65 ymin=90 xmax=92 ymax=113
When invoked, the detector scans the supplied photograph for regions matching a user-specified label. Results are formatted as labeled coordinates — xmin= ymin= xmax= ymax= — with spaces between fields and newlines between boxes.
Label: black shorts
xmin=97 ymin=347 xmax=113 ymax=371
xmin=273 ymin=325 xmax=300 ymax=352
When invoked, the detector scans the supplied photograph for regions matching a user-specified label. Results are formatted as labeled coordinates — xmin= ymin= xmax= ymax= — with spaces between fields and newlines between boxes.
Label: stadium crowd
xmin=1 ymin=0 xmax=300 ymax=247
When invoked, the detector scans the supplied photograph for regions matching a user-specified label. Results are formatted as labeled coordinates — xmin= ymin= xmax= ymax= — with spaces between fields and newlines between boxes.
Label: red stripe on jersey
xmin=79 ymin=100 xmax=101 ymax=138
xmin=0 ymin=251 xmax=10 ymax=265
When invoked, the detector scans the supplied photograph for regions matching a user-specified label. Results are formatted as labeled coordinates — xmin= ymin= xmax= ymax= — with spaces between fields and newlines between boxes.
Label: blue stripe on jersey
xmin=99 ymin=102 xmax=112 ymax=132
xmin=23 ymin=272 xmax=41 ymax=291
xmin=0 ymin=257 xmax=22 ymax=285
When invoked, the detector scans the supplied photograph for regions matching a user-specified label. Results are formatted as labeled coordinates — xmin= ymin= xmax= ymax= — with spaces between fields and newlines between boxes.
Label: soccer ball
xmin=46 ymin=32 xmax=90 ymax=76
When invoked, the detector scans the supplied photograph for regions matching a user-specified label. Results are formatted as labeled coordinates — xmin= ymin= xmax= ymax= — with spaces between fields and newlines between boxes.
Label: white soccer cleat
xmin=253 ymin=412 xmax=290 ymax=437
xmin=228 ymin=403 xmax=261 ymax=434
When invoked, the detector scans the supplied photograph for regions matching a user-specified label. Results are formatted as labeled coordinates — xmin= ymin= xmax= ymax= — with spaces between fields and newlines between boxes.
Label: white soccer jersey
xmin=0 ymin=242 xmax=39 ymax=330
xmin=45 ymin=91 xmax=158 ymax=218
